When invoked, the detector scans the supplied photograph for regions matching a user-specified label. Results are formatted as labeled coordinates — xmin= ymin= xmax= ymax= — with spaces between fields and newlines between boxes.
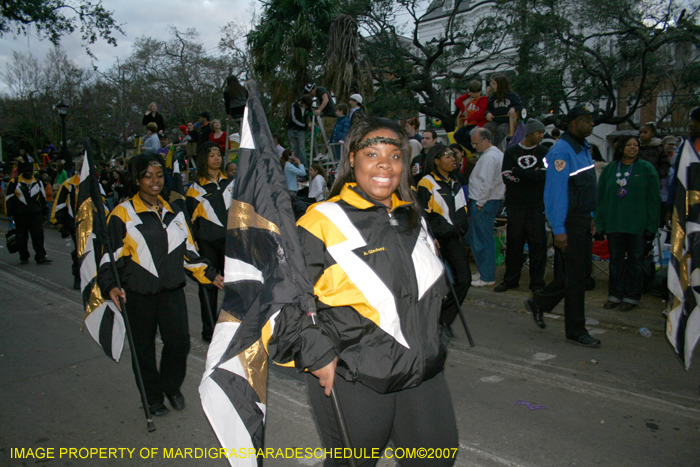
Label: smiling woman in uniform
xmin=98 ymin=153 xmax=224 ymax=417
xmin=293 ymin=117 xmax=458 ymax=466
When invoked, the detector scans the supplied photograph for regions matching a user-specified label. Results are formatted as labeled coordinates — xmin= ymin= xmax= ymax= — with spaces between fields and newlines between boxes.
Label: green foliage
xmin=0 ymin=0 xmax=124 ymax=57
xmin=502 ymin=0 xmax=700 ymax=125
xmin=0 ymin=26 xmax=247 ymax=161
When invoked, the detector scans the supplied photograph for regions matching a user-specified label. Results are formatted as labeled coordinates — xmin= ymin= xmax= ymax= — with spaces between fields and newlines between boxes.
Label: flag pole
xmin=423 ymin=220 xmax=475 ymax=347
xmin=330 ymin=386 xmax=358 ymax=467
xmin=84 ymin=140 xmax=156 ymax=432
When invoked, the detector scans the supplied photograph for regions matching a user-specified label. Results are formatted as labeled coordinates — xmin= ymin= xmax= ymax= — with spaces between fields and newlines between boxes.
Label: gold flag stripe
xmin=227 ymin=199 xmax=280 ymax=234
xmin=76 ymin=198 xmax=95 ymax=257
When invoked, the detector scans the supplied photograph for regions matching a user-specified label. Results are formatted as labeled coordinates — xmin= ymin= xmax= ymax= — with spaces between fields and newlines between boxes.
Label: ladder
xmin=309 ymin=115 xmax=340 ymax=181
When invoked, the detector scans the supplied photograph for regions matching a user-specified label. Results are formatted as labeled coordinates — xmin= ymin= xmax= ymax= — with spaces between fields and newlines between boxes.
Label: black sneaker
xmin=166 ymin=393 xmax=186 ymax=411
xmin=20 ymin=259 xmax=29 ymax=265
xmin=442 ymin=323 xmax=455 ymax=338
xmin=494 ymin=283 xmax=514 ymax=293
xmin=148 ymin=402 xmax=170 ymax=416
xmin=566 ymin=334 xmax=601 ymax=348
xmin=36 ymin=257 xmax=53 ymax=264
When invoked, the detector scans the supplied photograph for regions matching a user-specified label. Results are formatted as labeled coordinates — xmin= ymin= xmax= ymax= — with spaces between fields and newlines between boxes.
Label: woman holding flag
xmin=296 ymin=117 xmax=458 ymax=466
xmin=98 ymin=153 xmax=224 ymax=416
xmin=186 ymin=141 xmax=234 ymax=342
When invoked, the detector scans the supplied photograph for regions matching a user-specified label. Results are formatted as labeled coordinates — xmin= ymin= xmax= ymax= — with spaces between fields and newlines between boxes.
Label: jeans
xmin=453 ymin=124 xmax=476 ymax=153
xmin=287 ymin=129 xmax=307 ymax=167
xmin=467 ymin=199 xmax=500 ymax=282
xmin=606 ymin=232 xmax=645 ymax=304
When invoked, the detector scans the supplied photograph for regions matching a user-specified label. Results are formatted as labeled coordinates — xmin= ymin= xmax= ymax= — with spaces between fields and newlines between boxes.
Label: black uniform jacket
xmin=186 ymin=173 xmax=234 ymax=243
xmin=97 ymin=193 xmax=217 ymax=296
xmin=5 ymin=175 xmax=47 ymax=217
xmin=416 ymin=171 xmax=468 ymax=239
xmin=295 ymin=183 xmax=449 ymax=394
xmin=50 ymin=174 xmax=80 ymax=234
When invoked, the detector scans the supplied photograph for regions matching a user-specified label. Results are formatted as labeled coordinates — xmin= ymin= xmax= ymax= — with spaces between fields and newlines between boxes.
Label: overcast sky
xmin=0 ymin=0 xmax=258 ymax=94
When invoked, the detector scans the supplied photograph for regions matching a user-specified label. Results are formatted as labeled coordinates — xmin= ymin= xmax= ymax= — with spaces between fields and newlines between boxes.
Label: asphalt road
xmin=1 ymin=219 xmax=699 ymax=466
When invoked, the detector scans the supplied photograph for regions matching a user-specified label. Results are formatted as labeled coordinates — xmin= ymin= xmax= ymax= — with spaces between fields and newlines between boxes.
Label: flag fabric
xmin=76 ymin=150 xmax=126 ymax=362
xmin=199 ymin=81 xmax=317 ymax=466
xmin=165 ymin=145 xmax=174 ymax=169
xmin=667 ymin=139 xmax=700 ymax=369
xmin=169 ymin=159 xmax=187 ymax=214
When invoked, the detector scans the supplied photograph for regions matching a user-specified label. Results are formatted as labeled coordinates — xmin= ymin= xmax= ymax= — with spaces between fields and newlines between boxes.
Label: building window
xmin=657 ymin=90 xmax=673 ymax=123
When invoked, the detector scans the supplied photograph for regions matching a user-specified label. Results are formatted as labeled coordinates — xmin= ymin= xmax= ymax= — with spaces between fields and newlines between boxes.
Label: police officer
xmin=524 ymin=106 xmax=601 ymax=347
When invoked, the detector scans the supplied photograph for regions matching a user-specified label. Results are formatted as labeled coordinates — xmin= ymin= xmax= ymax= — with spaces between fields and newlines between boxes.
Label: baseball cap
xmin=349 ymin=93 xmax=363 ymax=105
xmin=567 ymin=105 xmax=592 ymax=123
xmin=304 ymin=83 xmax=316 ymax=93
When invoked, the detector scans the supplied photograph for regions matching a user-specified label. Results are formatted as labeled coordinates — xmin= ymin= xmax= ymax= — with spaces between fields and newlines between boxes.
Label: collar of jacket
xmin=429 ymin=170 xmax=454 ymax=184
xmin=562 ymin=131 xmax=589 ymax=153
xmin=339 ymin=183 xmax=412 ymax=212
xmin=18 ymin=175 xmax=36 ymax=184
xmin=132 ymin=192 xmax=174 ymax=214
xmin=198 ymin=171 xmax=228 ymax=186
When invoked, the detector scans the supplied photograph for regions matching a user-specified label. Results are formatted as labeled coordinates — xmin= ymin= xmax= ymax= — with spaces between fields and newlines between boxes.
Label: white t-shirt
xmin=308 ymin=174 xmax=327 ymax=201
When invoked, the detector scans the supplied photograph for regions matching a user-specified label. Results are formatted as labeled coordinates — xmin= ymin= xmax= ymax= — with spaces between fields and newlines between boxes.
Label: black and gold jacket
xmin=5 ymin=175 xmax=47 ymax=217
xmin=97 ymin=193 xmax=217 ymax=296
xmin=296 ymin=183 xmax=448 ymax=394
xmin=186 ymin=173 xmax=234 ymax=243
xmin=50 ymin=174 xmax=80 ymax=234
xmin=416 ymin=171 xmax=468 ymax=240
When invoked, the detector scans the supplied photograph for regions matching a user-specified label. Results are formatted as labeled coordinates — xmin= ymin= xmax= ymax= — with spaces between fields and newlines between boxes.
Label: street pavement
xmin=1 ymin=218 xmax=699 ymax=467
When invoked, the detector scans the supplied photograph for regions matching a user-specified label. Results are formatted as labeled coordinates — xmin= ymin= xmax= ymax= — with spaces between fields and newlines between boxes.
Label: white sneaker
xmin=471 ymin=272 xmax=481 ymax=281
xmin=471 ymin=279 xmax=496 ymax=287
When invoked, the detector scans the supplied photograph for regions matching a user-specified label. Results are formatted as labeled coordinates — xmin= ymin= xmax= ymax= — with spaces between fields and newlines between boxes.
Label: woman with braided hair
xmin=294 ymin=117 xmax=458 ymax=466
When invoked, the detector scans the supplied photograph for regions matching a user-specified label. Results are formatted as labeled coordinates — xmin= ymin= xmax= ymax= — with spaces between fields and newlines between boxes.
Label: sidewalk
xmin=467 ymin=261 xmax=668 ymax=334
xmin=0 ymin=213 xmax=668 ymax=334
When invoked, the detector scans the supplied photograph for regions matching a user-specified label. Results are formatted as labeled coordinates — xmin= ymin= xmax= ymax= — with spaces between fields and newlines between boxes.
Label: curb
xmin=464 ymin=284 xmax=668 ymax=334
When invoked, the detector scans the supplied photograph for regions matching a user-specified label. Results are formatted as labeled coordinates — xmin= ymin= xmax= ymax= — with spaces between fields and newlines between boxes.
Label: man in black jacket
xmin=197 ymin=112 xmax=213 ymax=147
xmin=5 ymin=162 xmax=52 ymax=265
xmin=496 ymin=119 xmax=548 ymax=293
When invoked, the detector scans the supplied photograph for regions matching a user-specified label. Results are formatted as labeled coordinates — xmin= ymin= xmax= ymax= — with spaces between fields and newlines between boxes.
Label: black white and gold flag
xmin=667 ymin=139 xmax=700 ymax=369
xmin=199 ymin=80 xmax=317 ymax=466
xmin=76 ymin=151 xmax=125 ymax=362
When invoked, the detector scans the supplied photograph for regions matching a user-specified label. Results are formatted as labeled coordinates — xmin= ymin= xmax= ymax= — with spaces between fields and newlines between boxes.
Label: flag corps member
xmin=98 ymin=153 xmax=224 ymax=416
xmin=186 ymin=141 xmax=234 ymax=342
xmin=296 ymin=118 xmax=459 ymax=466
xmin=667 ymin=106 xmax=700 ymax=369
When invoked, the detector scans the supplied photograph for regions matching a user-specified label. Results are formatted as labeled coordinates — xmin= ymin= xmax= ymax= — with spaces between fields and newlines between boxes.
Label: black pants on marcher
xmin=197 ymin=238 xmax=225 ymax=340
xmin=14 ymin=213 xmax=47 ymax=261
xmin=125 ymin=288 xmax=190 ymax=405
xmin=70 ymin=233 xmax=80 ymax=280
xmin=503 ymin=205 xmax=547 ymax=290
xmin=306 ymin=372 xmax=458 ymax=467
xmin=439 ymin=235 xmax=471 ymax=326
xmin=532 ymin=215 xmax=592 ymax=340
